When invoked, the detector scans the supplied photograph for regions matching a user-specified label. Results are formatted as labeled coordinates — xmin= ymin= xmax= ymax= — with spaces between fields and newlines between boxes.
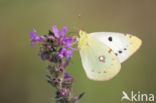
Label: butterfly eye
xmin=108 ymin=36 xmax=112 ymax=42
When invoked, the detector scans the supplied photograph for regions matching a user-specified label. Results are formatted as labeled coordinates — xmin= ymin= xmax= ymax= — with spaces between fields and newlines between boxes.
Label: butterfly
xmin=78 ymin=30 xmax=142 ymax=81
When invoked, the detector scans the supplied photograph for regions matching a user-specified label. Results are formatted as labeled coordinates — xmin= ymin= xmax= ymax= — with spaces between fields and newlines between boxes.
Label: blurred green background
xmin=0 ymin=0 xmax=156 ymax=103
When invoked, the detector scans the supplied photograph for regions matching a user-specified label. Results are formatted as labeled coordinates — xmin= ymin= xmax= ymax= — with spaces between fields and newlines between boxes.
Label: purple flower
xmin=52 ymin=25 xmax=74 ymax=59
xmin=60 ymin=88 xmax=70 ymax=98
xmin=64 ymin=73 xmax=72 ymax=79
xmin=52 ymin=25 xmax=73 ymax=45
xmin=61 ymin=26 xmax=68 ymax=38
xmin=59 ymin=48 xmax=74 ymax=59
xmin=60 ymin=88 xmax=67 ymax=98
xmin=52 ymin=25 xmax=68 ymax=40
xmin=30 ymin=28 xmax=41 ymax=47
xmin=62 ymin=37 xmax=73 ymax=47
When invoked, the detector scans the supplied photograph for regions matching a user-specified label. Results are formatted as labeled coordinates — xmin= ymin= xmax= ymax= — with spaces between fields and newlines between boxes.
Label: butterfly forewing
xmin=89 ymin=32 xmax=142 ymax=63
xmin=125 ymin=33 xmax=142 ymax=58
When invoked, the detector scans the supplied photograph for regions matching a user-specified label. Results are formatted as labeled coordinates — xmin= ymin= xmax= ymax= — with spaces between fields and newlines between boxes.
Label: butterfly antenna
xmin=72 ymin=26 xmax=80 ymax=31
xmin=78 ymin=14 xmax=85 ymax=31
xmin=71 ymin=14 xmax=85 ymax=37
xmin=72 ymin=14 xmax=85 ymax=32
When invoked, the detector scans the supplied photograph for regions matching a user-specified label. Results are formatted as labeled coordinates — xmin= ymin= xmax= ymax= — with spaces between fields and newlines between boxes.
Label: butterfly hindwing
xmin=79 ymin=36 xmax=121 ymax=81
xmin=89 ymin=32 xmax=142 ymax=63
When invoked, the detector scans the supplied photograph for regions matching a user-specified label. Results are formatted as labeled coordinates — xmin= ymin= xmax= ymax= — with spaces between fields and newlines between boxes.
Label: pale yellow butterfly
xmin=78 ymin=30 xmax=142 ymax=81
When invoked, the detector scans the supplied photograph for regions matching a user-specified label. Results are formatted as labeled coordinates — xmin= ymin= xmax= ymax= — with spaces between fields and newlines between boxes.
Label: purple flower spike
xmin=30 ymin=28 xmax=41 ymax=47
xmin=30 ymin=25 xmax=82 ymax=102
xmin=61 ymin=26 xmax=68 ymax=37
xmin=52 ymin=25 xmax=59 ymax=39
xmin=64 ymin=73 xmax=72 ymax=79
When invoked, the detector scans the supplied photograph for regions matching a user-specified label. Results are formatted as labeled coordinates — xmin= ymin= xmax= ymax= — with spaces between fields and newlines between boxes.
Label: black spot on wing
xmin=108 ymin=36 xmax=112 ymax=42
xmin=118 ymin=50 xmax=122 ymax=54
xmin=115 ymin=53 xmax=118 ymax=56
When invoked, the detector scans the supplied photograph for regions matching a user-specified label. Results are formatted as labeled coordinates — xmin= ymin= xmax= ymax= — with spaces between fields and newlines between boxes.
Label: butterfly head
xmin=79 ymin=30 xmax=87 ymax=37
xmin=78 ymin=30 xmax=90 ymax=48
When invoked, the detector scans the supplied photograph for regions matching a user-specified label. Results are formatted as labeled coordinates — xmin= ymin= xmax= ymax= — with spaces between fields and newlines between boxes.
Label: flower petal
xmin=30 ymin=28 xmax=41 ymax=47
xmin=32 ymin=28 xmax=37 ymax=33
xmin=65 ymin=49 xmax=74 ymax=58
xmin=31 ymin=42 xmax=35 ymax=47
xmin=64 ymin=73 xmax=72 ymax=79
xmin=62 ymin=37 xmax=73 ymax=45
xmin=64 ymin=45 xmax=72 ymax=49
xmin=52 ymin=25 xmax=59 ymax=39
xmin=61 ymin=26 xmax=68 ymax=37
xmin=59 ymin=53 xmax=64 ymax=59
